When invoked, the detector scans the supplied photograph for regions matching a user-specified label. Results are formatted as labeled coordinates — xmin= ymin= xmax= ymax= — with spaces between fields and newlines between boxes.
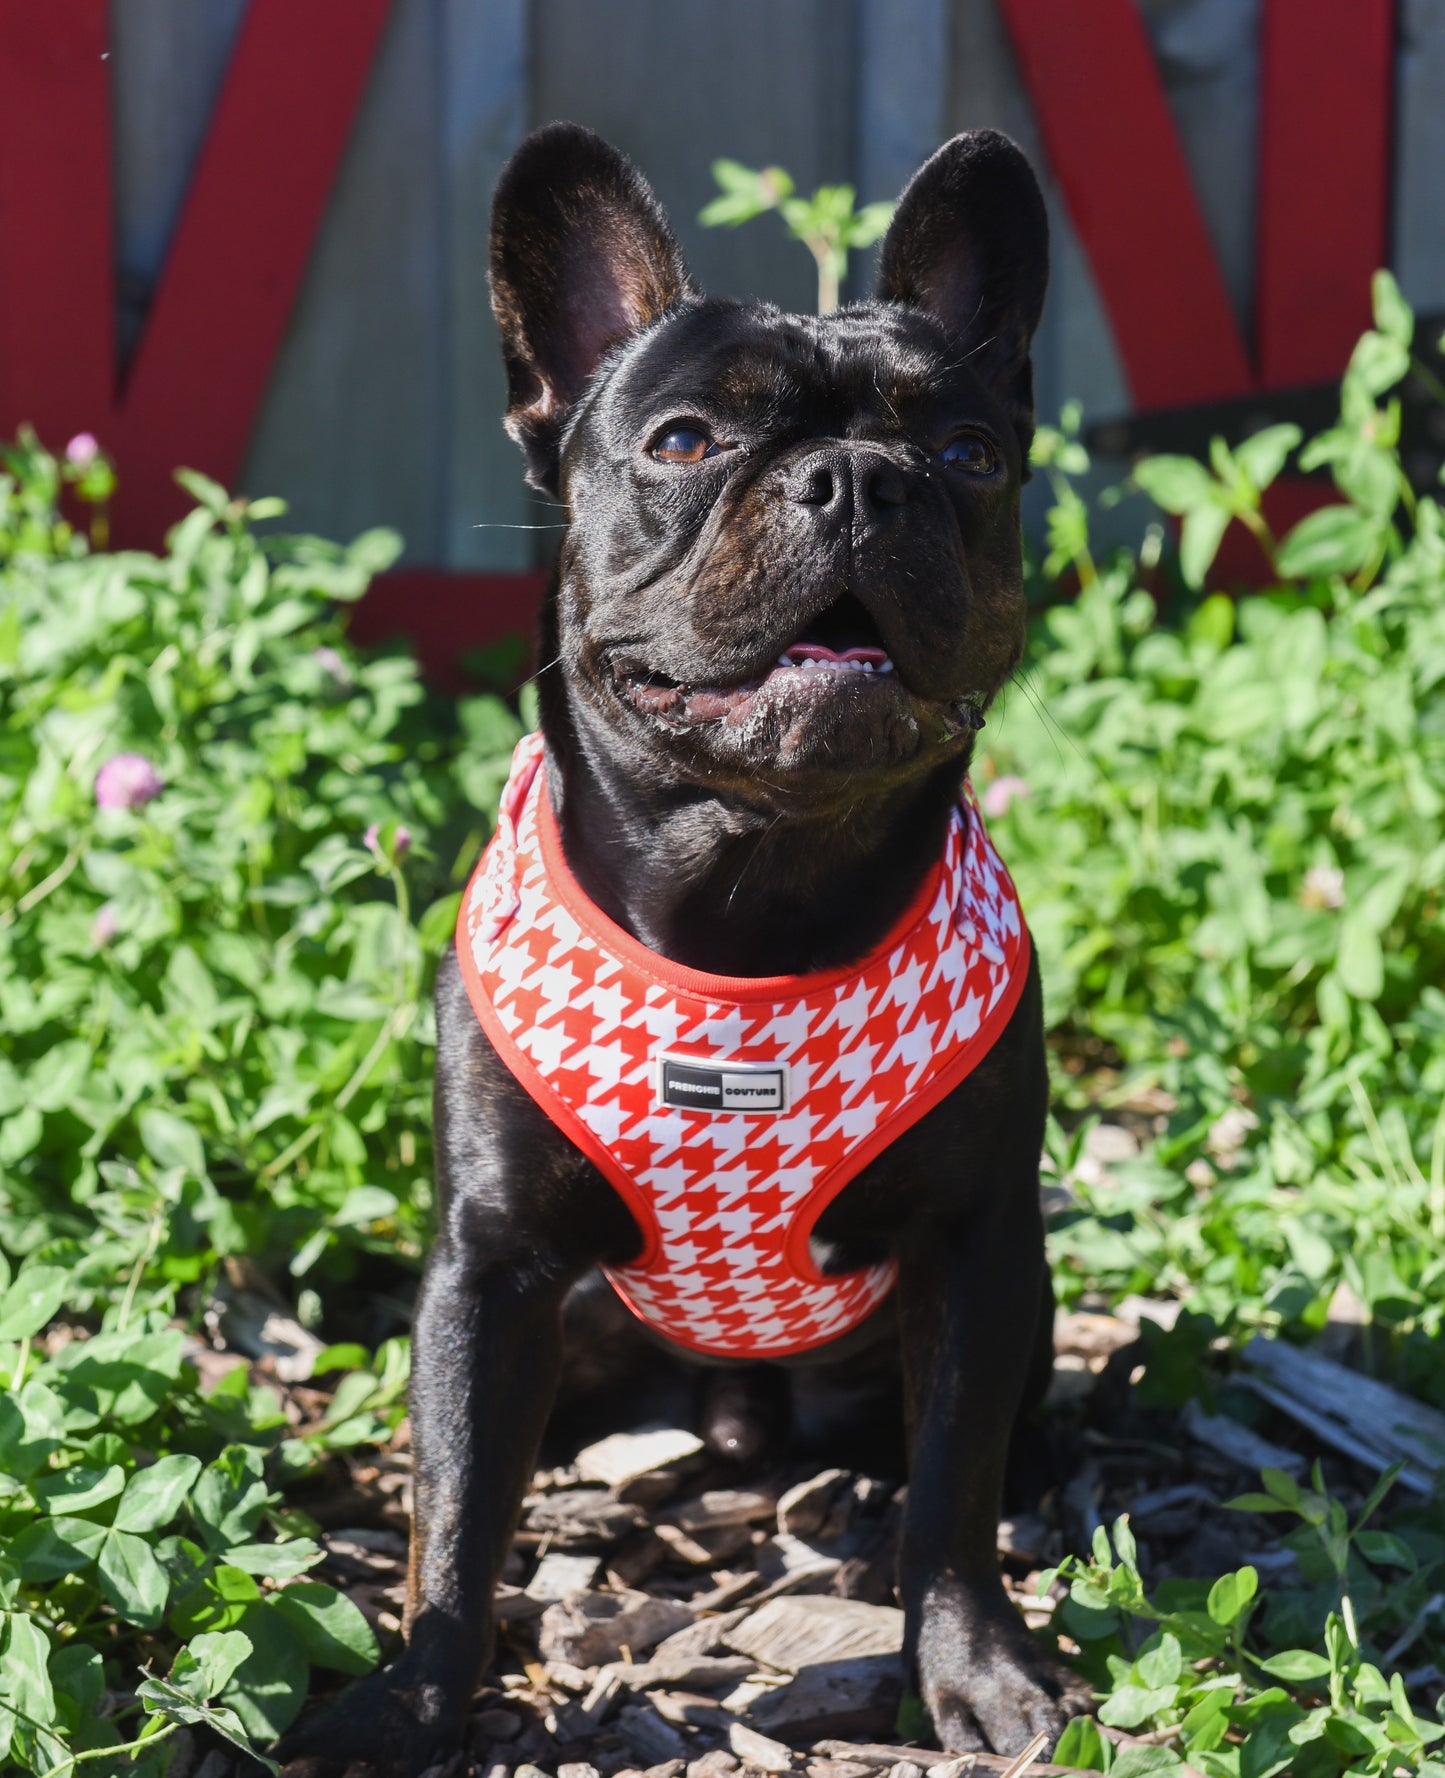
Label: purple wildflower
xmin=95 ymin=752 xmax=163 ymax=811
xmin=91 ymin=904 xmax=118 ymax=946
xmin=363 ymin=823 xmax=382 ymax=858
xmin=313 ymin=645 xmax=351 ymax=686
xmin=394 ymin=825 xmax=412 ymax=859
xmin=66 ymin=432 xmax=99 ymax=467
xmin=982 ymin=774 xmax=1030 ymax=819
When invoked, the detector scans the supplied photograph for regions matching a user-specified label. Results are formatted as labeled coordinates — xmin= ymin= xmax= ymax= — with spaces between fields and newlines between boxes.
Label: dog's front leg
xmin=281 ymin=1235 xmax=568 ymax=1777
xmin=896 ymin=1196 xmax=1090 ymax=1756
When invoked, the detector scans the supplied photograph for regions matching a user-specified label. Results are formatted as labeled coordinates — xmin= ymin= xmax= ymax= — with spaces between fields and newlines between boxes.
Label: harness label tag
xmin=657 ymin=1054 xmax=789 ymax=1113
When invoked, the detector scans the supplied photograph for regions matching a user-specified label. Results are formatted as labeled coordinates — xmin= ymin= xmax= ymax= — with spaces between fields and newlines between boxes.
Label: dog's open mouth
xmin=616 ymin=594 xmax=901 ymax=726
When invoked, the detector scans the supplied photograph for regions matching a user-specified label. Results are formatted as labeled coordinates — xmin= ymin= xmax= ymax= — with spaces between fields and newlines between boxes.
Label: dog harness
xmin=456 ymin=733 xmax=1030 ymax=1359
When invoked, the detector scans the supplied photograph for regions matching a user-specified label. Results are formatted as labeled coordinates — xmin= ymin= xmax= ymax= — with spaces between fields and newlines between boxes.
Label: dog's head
xmin=490 ymin=124 xmax=1047 ymax=807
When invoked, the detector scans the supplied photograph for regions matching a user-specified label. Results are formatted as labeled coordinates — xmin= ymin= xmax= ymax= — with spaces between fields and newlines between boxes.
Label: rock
xmin=541 ymin=1590 xmax=696 ymax=1667
xmin=527 ymin=1550 xmax=602 ymax=1601
xmin=673 ymin=1489 xmax=777 ymax=1533
xmin=577 ymin=1426 xmax=706 ymax=1491
xmin=559 ymin=1766 xmax=603 ymax=1778
xmin=607 ymin=1655 xmax=756 ymax=1692
xmin=890 ymin=1763 xmax=925 ymax=1778
xmin=724 ymin=1596 xmax=904 ymax=1671
xmin=728 ymin=1723 xmax=795 ymax=1772
xmin=776 ymin=1471 xmax=847 ymax=1539
xmin=657 ymin=1521 xmax=756 ymax=1567
xmin=643 ymin=1764 xmax=686 ymax=1778
xmin=617 ymin=1702 xmax=690 ymax=1765
xmin=806 ymin=1764 xmax=878 ymax=1778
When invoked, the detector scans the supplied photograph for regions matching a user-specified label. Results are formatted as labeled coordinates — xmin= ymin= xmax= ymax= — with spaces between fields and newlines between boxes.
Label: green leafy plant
xmin=1043 ymin=1464 xmax=1444 ymax=1776
xmin=700 ymin=159 xmax=892 ymax=313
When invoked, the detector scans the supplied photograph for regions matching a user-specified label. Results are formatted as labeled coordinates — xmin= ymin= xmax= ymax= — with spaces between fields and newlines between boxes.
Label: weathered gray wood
xmin=724 ymin=1596 xmax=904 ymax=1672
xmin=531 ymin=0 xmax=854 ymax=317
xmin=1240 ymin=1334 xmax=1445 ymax=1493
xmin=242 ymin=0 xmax=448 ymax=559
xmin=439 ymin=0 xmax=535 ymax=571
xmin=109 ymin=1 xmax=248 ymax=364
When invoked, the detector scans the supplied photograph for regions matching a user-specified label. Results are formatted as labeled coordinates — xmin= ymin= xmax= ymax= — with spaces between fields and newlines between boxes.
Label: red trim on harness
xmin=454 ymin=735 xmax=1032 ymax=1358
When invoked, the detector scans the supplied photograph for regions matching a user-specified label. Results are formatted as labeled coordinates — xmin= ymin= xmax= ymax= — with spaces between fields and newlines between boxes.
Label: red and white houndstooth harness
xmin=456 ymin=733 xmax=1030 ymax=1359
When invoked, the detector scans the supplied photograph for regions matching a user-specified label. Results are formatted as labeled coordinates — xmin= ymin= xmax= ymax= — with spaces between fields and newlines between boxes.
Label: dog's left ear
xmin=490 ymin=123 xmax=695 ymax=493
xmin=876 ymin=131 xmax=1049 ymax=454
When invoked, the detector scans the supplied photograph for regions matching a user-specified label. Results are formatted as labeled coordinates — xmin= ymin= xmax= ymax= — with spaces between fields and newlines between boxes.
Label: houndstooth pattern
xmin=457 ymin=732 xmax=1029 ymax=1359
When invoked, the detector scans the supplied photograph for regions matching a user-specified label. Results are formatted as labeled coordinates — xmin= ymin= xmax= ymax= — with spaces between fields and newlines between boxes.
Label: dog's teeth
xmin=878 ymin=660 xmax=894 ymax=674
xmin=777 ymin=654 xmax=795 ymax=667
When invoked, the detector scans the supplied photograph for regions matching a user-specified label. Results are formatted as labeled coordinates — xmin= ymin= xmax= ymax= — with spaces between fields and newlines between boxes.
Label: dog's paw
xmin=275 ymin=1666 xmax=463 ymax=1778
xmin=917 ymin=1584 xmax=1094 ymax=1757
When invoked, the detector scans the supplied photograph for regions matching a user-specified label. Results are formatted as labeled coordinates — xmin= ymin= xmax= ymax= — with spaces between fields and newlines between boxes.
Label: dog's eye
xmin=941 ymin=433 xmax=997 ymax=475
xmin=652 ymin=427 xmax=714 ymax=464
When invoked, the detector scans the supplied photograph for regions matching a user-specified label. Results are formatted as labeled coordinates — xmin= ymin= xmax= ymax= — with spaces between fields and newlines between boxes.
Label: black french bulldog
xmin=282 ymin=121 xmax=1089 ymax=1776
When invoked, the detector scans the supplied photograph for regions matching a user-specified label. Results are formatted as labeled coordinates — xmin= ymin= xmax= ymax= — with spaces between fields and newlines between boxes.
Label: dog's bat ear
xmin=490 ymin=123 xmax=694 ymax=493
xmin=876 ymin=131 xmax=1049 ymax=454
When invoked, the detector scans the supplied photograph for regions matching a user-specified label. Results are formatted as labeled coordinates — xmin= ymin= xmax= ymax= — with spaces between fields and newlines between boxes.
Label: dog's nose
xmin=786 ymin=447 xmax=909 ymax=531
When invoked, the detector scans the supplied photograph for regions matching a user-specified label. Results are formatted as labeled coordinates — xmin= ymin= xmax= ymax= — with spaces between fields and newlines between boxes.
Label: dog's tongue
xmin=780 ymin=644 xmax=890 ymax=665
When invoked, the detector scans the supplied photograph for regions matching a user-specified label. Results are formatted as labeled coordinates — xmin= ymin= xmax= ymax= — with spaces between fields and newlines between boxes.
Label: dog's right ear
xmin=490 ymin=123 xmax=694 ymax=494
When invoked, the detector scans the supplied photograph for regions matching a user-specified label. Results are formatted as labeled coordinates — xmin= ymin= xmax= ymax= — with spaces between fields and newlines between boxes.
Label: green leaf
xmin=1206 ymin=1564 xmax=1258 ymax=1627
xmin=113 ymin=1454 xmax=202 ymax=1533
xmin=1133 ymin=454 xmax=1216 ymax=513
xmin=1372 ymin=268 xmax=1413 ymax=344
xmin=1054 ymin=1715 xmax=1112 ymax=1770
xmin=138 ymin=1106 xmax=208 ymax=1177
xmin=1257 ymin=1649 xmax=1332 ymax=1682
xmin=1098 ymin=1683 xmax=1179 ymax=1729
xmin=1275 ymin=504 xmax=1380 ymax=577
xmin=33 ymin=1462 xmax=126 ymax=1516
xmin=223 ymin=1600 xmax=309 ymax=1739
xmin=1336 ymin=911 xmax=1385 ymax=1000
xmin=223 ymin=1538 xmax=323 ymax=1579
xmin=1 ymin=1615 xmax=56 ymax=1730
xmin=96 ymin=1528 xmax=171 ymax=1626
xmin=0 ymin=1267 xmax=68 ymax=1340
xmin=1179 ymin=503 xmax=1232 ymax=590
xmin=1109 ymin=1750 xmax=1188 ymax=1778
xmin=1355 ymin=1529 xmax=1415 ymax=1569
xmin=1235 ymin=423 xmax=1302 ymax=491
xmin=176 ymin=1629 xmax=255 ymax=1698
xmin=268 ymin=1581 xmax=379 ymax=1674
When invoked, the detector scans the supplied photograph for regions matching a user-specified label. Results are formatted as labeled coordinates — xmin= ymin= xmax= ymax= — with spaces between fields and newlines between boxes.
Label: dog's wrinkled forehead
xmin=589 ymin=301 xmax=987 ymax=441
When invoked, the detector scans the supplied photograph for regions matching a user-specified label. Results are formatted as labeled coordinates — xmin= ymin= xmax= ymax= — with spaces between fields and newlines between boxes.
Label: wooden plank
xmin=997 ymin=0 xmax=1253 ymax=412
xmin=724 ymin=1596 xmax=903 ymax=1672
xmin=1240 ymin=1335 xmax=1445 ymax=1494
xmin=109 ymin=1 xmax=248 ymax=363
xmin=854 ymin=0 xmax=949 ymax=251
xmin=531 ymin=0 xmax=854 ymax=317
xmin=240 ymin=0 xmax=443 ymax=560
xmin=0 ymin=4 xmax=113 ymax=435
xmin=1256 ymin=0 xmax=1395 ymax=386
xmin=117 ymin=0 xmax=395 ymax=543
xmin=439 ymin=0 xmax=535 ymax=571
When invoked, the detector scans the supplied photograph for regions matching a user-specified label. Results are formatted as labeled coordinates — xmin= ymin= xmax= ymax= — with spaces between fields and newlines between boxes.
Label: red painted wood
xmin=0 ymin=0 xmax=392 ymax=546
xmin=110 ymin=0 xmax=394 ymax=543
xmin=0 ymin=4 xmax=112 ymax=435
xmin=1256 ymin=0 xmax=1395 ymax=387
xmin=998 ymin=0 xmax=1254 ymax=411
xmin=352 ymin=570 xmax=549 ymax=690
